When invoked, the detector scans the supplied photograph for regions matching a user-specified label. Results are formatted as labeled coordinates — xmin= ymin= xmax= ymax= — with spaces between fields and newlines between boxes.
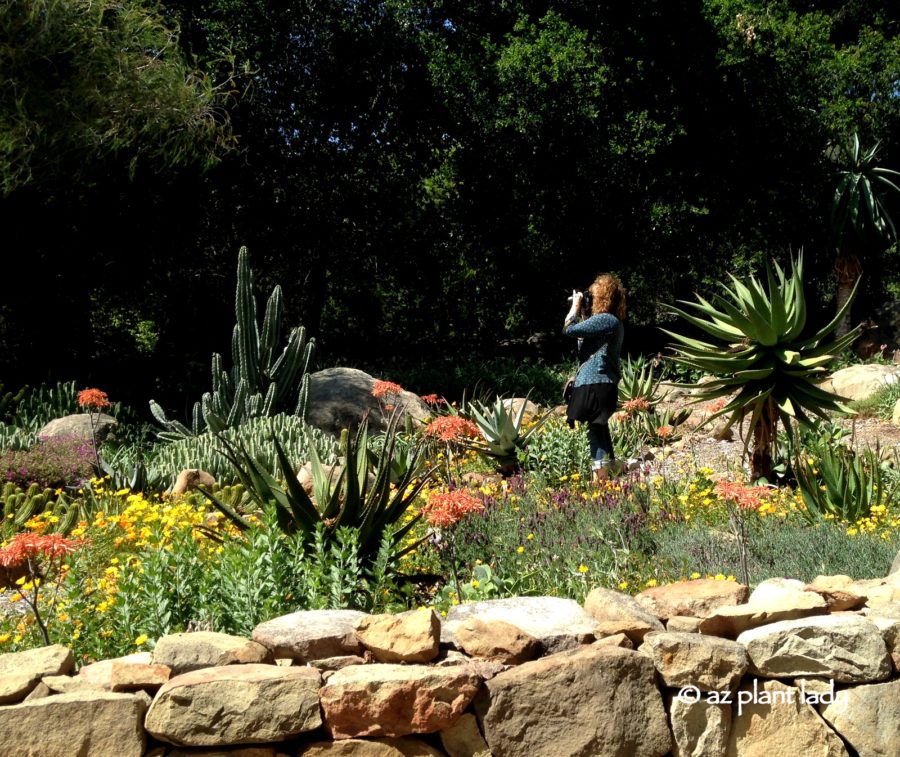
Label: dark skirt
xmin=566 ymin=383 xmax=618 ymax=425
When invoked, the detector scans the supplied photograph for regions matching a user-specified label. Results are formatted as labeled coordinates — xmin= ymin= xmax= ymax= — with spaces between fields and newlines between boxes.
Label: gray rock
xmin=253 ymin=609 xmax=368 ymax=662
xmin=818 ymin=678 xmax=900 ymax=757
xmin=642 ymin=631 xmax=748 ymax=692
xmin=667 ymin=694 xmax=731 ymax=757
xmin=305 ymin=367 xmax=431 ymax=436
xmin=38 ymin=413 xmax=118 ymax=442
xmin=443 ymin=596 xmax=599 ymax=653
xmin=151 ymin=631 xmax=273 ymax=675
xmin=737 ymin=615 xmax=891 ymax=683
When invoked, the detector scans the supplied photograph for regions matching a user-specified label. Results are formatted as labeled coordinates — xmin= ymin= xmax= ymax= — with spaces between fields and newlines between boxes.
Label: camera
xmin=568 ymin=289 xmax=593 ymax=312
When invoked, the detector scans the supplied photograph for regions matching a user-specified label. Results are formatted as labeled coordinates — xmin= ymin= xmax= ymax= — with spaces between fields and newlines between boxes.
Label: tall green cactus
xmin=150 ymin=248 xmax=316 ymax=440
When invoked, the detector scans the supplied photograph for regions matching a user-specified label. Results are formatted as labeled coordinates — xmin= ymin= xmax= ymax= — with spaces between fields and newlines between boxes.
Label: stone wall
xmin=3 ymin=571 xmax=900 ymax=756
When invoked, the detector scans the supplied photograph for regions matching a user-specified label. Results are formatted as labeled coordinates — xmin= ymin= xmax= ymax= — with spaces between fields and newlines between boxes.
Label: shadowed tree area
xmin=1 ymin=0 xmax=899 ymax=409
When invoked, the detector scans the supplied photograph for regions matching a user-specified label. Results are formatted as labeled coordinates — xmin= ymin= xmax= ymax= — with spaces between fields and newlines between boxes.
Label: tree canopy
xmin=2 ymin=0 xmax=899 ymax=408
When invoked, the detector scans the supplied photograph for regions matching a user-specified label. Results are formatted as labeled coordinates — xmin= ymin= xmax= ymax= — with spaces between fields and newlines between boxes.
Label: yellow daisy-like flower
xmin=134 ymin=634 xmax=149 ymax=646
xmin=516 ymin=546 xmax=525 ymax=554
xmin=578 ymin=565 xmax=589 ymax=574
xmin=690 ymin=572 xmax=701 ymax=580
xmin=618 ymin=581 xmax=629 ymax=590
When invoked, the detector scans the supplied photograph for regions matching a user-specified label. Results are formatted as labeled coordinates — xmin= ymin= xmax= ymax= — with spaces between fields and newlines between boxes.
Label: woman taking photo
xmin=563 ymin=273 xmax=626 ymax=483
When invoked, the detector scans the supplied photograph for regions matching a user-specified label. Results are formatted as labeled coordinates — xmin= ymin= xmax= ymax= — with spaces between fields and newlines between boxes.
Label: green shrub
xmin=524 ymin=417 xmax=591 ymax=482
xmin=653 ymin=517 xmax=900 ymax=584
xmin=0 ymin=436 xmax=95 ymax=488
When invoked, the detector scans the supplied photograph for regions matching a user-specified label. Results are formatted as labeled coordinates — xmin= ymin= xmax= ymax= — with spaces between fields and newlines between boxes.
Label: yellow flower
xmin=0 ymin=633 xmax=10 ymax=644
xmin=134 ymin=634 xmax=149 ymax=646
xmin=578 ymin=565 xmax=589 ymax=574
xmin=714 ymin=573 xmax=726 ymax=581
xmin=690 ymin=572 xmax=701 ymax=580
xmin=527 ymin=533 xmax=534 ymax=540
xmin=618 ymin=581 xmax=629 ymax=590
xmin=471 ymin=580 xmax=480 ymax=589
xmin=645 ymin=578 xmax=658 ymax=588
xmin=517 ymin=546 xmax=525 ymax=554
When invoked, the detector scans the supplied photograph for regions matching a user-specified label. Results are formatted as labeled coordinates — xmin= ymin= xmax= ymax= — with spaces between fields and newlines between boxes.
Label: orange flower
xmin=371 ymin=380 xmax=403 ymax=398
xmin=621 ymin=397 xmax=651 ymax=414
xmin=421 ymin=489 xmax=484 ymax=528
xmin=656 ymin=425 xmax=673 ymax=439
xmin=714 ymin=481 xmax=772 ymax=510
xmin=77 ymin=388 xmax=111 ymax=410
xmin=420 ymin=394 xmax=444 ymax=406
xmin=0 ymin=533 xmax=84 ymax=567
xmin=424 ymin=415 xmax=480 ymax=443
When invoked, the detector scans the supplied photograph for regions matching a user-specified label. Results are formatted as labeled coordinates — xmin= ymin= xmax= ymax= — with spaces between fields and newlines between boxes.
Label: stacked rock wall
xmin=3 ymin=572 xmax=900 ymax=756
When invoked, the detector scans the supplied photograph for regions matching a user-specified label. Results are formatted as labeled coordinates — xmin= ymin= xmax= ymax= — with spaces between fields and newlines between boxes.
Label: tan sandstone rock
xmin=667 ymin=616 xmax=703 ymax=633
xmin=0 ymin=690 xmax=146 ymax=757
xmin=320 ymin=663 xmax=482 ymax=739
xmin=807 ymin=575 xmax=866 ymax=611
xmin=592 ymin=632 xmax=634 ymax=649
xmin=0 ymin=644 xmax=74 ymax=703
xmin=440 ymin=712 xmax=492 ymax=757
xmin=583 ymin=587 xmax=665 ymax=644
xmin=253 ymin=609 xmax=368 ymax=662
xmin=474 ymin=645 xmax=671 ymax=757
xmin=167 ymin=749 xmax=281 ymax=757
xmin=78 ymin=651 xmax=154 ymax=688
xmin=726 ymin=680 xmax=848 ymax=757
xmin=145 ymin=664 xmax=322 ymax=746
xmin=698 ymin=589 xmax=828 ymax=638
xmin=354 ymin=608 xmax=441 ymax=663
xmin=171 ymin=468 xmax=217 ymax=494
xmin=826 ymin=364 xmax=899 ymax=402
xmin=109 ymin=661 xmax=171 ymax=692
xmin=300 ymin=739 xmax=446 ymax=756
xmin=443 ymin=596 xmax=599 ymax=653
xmin=151 ymin=631 xmax=273 ymax=675
xmin=454 ymin=617 xmax=541 ymax=664
xmin=737 ymin=615 xmax=891 ymax=683
xmin=637 ymin=578 xmax=749 ymax=620
xmin=641 ymin=631 xmax=748 ymax=692
xmin=818 ymin=678 xmax=900 ymax=757
xmin=667 ymin=694 xmax=731 ymax=757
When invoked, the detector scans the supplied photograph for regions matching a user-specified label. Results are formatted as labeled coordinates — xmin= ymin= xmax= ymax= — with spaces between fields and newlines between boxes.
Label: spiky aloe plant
xmin=150 ymin=247 xmax=315 ymax=439
xmin=663 ymin=254 xmax=861 ymax=481
xmin=466 ymin=396 xmax=551 ymax=475
xmin=202 ymin=412 xmax=437 ymax=564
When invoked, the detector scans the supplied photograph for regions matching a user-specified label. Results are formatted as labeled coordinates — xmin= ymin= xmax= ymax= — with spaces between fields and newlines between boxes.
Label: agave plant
xmin=202 ymin=413 xmax=437 ymax=564
xmin=663 ymin=254 xmax=861 ymax=482
xmin=795 ymin=444 xmax=898 ymax=524
xmin=465 ymin=396 xmax=551 ymax=475
xmin=618 ymin=355 xmax=662 ymax=408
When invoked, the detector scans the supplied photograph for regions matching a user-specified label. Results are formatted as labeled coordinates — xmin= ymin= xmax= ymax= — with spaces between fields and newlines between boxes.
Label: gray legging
xmin=587 ymin=423 xmax=615 ymax=469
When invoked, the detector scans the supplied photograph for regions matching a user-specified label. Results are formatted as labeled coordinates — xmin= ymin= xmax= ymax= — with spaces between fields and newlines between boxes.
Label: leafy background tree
xmin=2 ymin=0 xmax=899 ymax=411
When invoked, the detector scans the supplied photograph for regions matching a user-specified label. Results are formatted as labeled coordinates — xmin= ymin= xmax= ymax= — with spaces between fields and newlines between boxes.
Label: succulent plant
xmin=663 ymin=253 xmax=861 ymax=481
xmin=150 ymin=247 xmax=316 ymax=439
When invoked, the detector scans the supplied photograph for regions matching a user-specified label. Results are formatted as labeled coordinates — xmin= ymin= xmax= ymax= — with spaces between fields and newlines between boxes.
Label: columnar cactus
xmin=150 ymin=247 xmax=316 ymax=439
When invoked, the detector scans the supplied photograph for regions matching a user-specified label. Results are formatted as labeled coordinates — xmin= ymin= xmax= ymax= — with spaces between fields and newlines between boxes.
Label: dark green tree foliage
xmin=2 ymin=1 xmax=900 ymax=407
xmin=0 ymin=0 xmax=231 ymax=194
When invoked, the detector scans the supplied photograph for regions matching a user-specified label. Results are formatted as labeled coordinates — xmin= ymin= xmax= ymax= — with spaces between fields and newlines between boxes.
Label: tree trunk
xmin=834 ymin=249 xmax=861 ymax=339
xmin=750 ymin=396 xmax=778 ymax=482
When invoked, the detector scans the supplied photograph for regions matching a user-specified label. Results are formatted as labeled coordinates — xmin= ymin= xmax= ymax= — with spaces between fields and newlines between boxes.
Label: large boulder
xmin=454 ymin=617 xmax=541 ymax=664
xmin=300 ymin=739 xmax=446 ymax=756
xmin=667 ymin=695 xmax=732 ymax=757
xmin=641 ymin=631 xmax=748 ymax=692
xmin=821 ymin=364 xmax=899 ymax=402
xmin=145 ymin=664 xmax=322 ymax=746
xmin=474 ymin=645 xmax=671 ymax=757
xmin=305 ymin=368 xmax=431 ymax=436
xmin=38 ymin=413 xmax=118 ymax=443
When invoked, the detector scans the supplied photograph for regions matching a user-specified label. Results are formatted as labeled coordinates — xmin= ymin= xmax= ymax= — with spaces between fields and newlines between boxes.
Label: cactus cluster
xmin=1 ymin=482 xmax=82 ymax=535
xmin=148 ymin=413 xmax=339 ymax=484
xmin=150 ymin=248 xmax=316 ymax=440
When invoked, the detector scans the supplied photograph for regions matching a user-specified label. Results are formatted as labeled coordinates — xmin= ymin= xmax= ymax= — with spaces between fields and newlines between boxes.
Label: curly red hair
xmin=589 ymin=273 xmax=626 ymax=320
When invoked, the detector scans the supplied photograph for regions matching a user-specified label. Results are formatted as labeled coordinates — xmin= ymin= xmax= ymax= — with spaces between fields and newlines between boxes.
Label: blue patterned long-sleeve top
xmin=563 ymin=313 xmax=624 ymax=386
